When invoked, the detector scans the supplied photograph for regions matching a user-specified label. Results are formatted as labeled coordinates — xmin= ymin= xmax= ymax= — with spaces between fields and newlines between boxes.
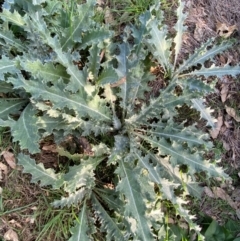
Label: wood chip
xmin=0 ymin=162 xmax=8 ymax=180
xmin=225 ymin=106 xmax=240 ymax=122
xmin=1 ymin=151 xmax=16 ymax=169
xmin=110 ymin=77 xmax=126 ymax=87
xmin=223 ymin=140 xmax=231 ymax=151
xmin=104 ymin=7 xmax=114 ymax=24
xmin=224 ymin=120 xmax=232 ymax=129
xmin=220 ymin=84 xmax=229 ymax=103
xmin=42 ymin=144 xmax=57 ymax=153
xmin=212 ymin=187 xmax=238 ymax=209
xmin=4 ymin=229 xmax=19 ymax=241
xmin=216 ymin=22 xmax=237 ymax=38
xmin=210 ymin=116 xmax=223 ymax=139
xmin=204 ymin=186 xmax=214 ymax=198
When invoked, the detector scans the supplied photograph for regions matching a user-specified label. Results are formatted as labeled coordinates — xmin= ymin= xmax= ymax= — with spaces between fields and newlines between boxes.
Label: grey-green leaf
xmin=147 ymin=19 xmax=172 ymax=71
xmin=181 ymin=64 xmax=240 ymax=78
xmin=191 ymin=98 xmax=216 ymax=128
xmin=18 ymin=153 xmax=63 ymax=189
xmin=24 ymin=60 xmax=70 ymax=83
xmin=116 ymin=160 xmax=153 ymax=241
xmin=68 ymin=201 xmax=90 ymax=241
xmin=0 ymin=9 xmax=26 ymax=26
xmin=11 ymin=104 xmax=40 ymax=154
xmin=0 ymin=56 xmax=19 ymax=80
xmin=92 ymin=194 xmax=125 ymax=241
xmin=173 ymin=0 xmax=187 ymax=67
xmin=0 ymin=98 xmax=28 ymax=120
xmin=61 ymin=0 xmax=95 ymax=50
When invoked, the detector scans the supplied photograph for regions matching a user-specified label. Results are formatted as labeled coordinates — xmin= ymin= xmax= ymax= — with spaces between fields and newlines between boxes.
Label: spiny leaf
xmin=145 ymin=122 xmax=211 ymax=148
xmin=0 ymin=98 xmax=28 ymax=120
xmin=92 ymin=194 xmax=125 ymax=241
xmin=9 ymin=76 xmax=112 ymax=121
xmin=11 ymin=104 xmax=40 ymax=154
xmin=178 ymin=77 xmax=214 ymax=94
xmin=173 ymin=0 xmax=187 ymax=67
xmin=27 ymin=16 xmax=87 ymax=92
xmin=126 ymin=96 xmax=163 ymax=124
xmin=191 ymin=98 xmax=216 ymax=128
xmin=131 ymin=11 xmax=150 ymax=58
xmin=0 ymin=9 xmax=26 ymax=26
xmin=87 ymin=44 xmax=101 ymax=81
xmin=68 ymin=201 xmax=90 ymax=241
xmin=0 ymin=56 xmax=20 ymax=80
xmin=147 ymin=18 xmax=172 ymax=71
xmin=136 ymin=133 xmax=229 ymax=178
xmin=61 ymin=0 xmax=95 ymax=50
xmin=115 ymin=42 xmax=130 ymax=110
xmin=79 ymin=27 xmax=112 ymax=49
xmin=115 ymin=42 xmax=131 ymax=77
xmin=116 ymin=160 xmax=153 ymax=241
xmin=97 ymin=67 xmax=118 ymax=85
xmin=0 ymin=29 xmax=26 ymax=51
xmin=0 ymin=82 xmax=14 ymax=93
xmin=37 ymin=113 xmax=112 ymax=137
xmin=139 ymin=147 xmax=203 ymax=199
xmin=156 ymin=155 xmax=203 ymax=198
xmin=139 ymin=152 xmax=203 ymax=236
xmin=125 ymin=63 xmax=152 ymax=113
xmin=134 ymin=151 xmax=178 ymax=201
xmin=52 ymin=188 xmax=87 ymax=208
xmin=176 ymin=39 xmax=233 ymax=75
xmin=64 ymin=162 xmax=96 ymax=193
xmin=24 ymin=60 xmax=70 ymax=83
xmin=18 ymin=153 xmax=63 ymax=189
xmin=181 ymin=64 xmax=240 ymax=78
xmin=47 ymin=39 xmax=87 ymax=92
xmin=37 ymin=114 xmax=73 ymax=134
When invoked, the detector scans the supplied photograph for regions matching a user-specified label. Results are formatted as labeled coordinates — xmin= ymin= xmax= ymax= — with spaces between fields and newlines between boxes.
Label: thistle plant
xmin=0 ymin=0 xmax=239 ymax=240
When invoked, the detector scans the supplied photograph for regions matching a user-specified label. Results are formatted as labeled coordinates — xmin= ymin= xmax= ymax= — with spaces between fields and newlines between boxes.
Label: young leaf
xmin=147 ymin=19 xmax=172 ymax=71
xmin=52 ymin=188 xmax=87 ymax=208
xmin=64 ymin=162 xmax=96 ymax=193
xmin=173 ymin=0 xmax=187 ymax=67
xmin=87 ymin=44 xmax=101 ymax=81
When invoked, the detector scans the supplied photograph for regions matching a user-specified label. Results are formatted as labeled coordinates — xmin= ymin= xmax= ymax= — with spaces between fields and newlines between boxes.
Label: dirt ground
xmin=182 ymin=0 xmax=240 ymax=225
